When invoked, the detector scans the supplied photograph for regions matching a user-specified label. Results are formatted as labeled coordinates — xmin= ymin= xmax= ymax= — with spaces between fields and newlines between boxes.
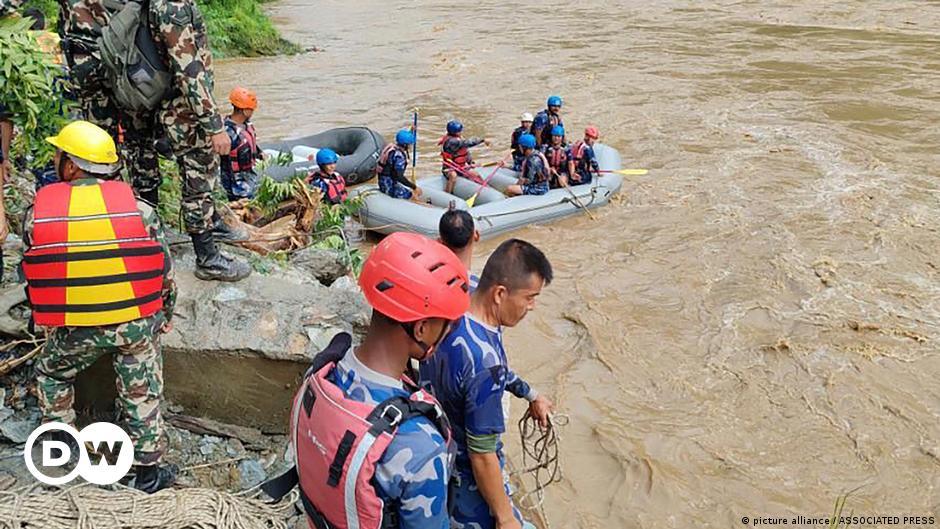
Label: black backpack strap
xmin=364 ymin=395 xmax=450 ymax=440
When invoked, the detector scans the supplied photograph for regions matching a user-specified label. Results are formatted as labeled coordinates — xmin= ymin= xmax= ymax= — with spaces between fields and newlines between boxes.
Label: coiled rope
xmin=512 ymin=411 xmax=568 ymax=520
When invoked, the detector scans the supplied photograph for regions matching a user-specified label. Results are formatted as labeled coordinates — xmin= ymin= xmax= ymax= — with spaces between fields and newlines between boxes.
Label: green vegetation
xmin=313 ymin=197 xmax=364 ymax=275
xmin=0 ymin=16 xmax=70 ymax=167
xmin=199 ymin=0 xmax=300 ymax=57
xmin=14 ymin=0 xmax=299 ymax=58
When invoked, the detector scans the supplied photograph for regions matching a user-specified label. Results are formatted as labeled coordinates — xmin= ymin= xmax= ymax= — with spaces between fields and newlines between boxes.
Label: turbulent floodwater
xmin=216 ymin=2 xmax=940 ymax=527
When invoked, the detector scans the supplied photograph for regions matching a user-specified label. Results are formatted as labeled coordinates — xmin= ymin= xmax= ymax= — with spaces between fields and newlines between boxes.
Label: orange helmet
xmin=584 ymin=126 xmax=600 ymax=139
xmin=229 ymin=87 xmax=257 ymax=110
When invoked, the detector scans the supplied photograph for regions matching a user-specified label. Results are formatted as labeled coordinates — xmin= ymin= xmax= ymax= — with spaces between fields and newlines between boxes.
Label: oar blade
xmin=466 ymin=194 xmax=478 ymax=207
xmin=615 ymin=169 xmax=648 ymax=176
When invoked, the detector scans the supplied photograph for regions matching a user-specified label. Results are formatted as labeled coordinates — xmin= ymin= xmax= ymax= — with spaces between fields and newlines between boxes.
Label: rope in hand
xmin=512 ymin=410 xmax=568 ymax=511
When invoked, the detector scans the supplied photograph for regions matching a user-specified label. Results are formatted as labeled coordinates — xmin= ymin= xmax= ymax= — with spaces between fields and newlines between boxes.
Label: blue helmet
xmin=547 ymin=95 xmax=563 ymax=108
xmin=550 ymin=125 xmax=565 ymax=137
xmin=518 ymin=133 xmax=536 ymax=150
xmin=446 ymin=120 xmax=463 ymax=135
xmin=396 ymin=129 xmax=415 ymax=146
xmin=316 ymin=148 xmax=339 ymax=166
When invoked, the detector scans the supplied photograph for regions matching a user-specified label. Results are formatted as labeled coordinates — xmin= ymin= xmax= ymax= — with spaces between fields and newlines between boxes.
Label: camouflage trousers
xmin=71 ymin=53 xmax=162 ymax=197
xmin=35 ymin=315 xmax=167 ymax=466
xmin=159 ymin=95 xmax=219 ymax=235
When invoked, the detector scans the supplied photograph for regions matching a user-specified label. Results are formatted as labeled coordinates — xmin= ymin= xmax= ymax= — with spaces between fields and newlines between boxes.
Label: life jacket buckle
xmin=381 ymin=405 xmax=403 ymax=427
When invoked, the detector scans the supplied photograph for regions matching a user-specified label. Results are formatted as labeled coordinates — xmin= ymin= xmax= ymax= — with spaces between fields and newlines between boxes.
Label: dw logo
xmin=23 ymin=422 xmax=134 ymax=485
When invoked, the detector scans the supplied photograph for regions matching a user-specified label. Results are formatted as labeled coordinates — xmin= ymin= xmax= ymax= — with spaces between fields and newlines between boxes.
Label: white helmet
xmin=520 ymin=112 xmax=534 ymax=122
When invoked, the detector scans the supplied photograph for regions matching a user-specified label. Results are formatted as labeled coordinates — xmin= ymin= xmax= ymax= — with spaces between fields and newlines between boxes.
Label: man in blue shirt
xmin=530 ymin=96 xmax=564 ymax=148
xmin=420 ymin=239 xmax=555 ymax=529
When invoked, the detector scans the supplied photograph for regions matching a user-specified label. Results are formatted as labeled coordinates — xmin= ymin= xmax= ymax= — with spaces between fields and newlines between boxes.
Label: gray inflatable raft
xmin=351 ymin=144 xmax=624 ymax=240
xmin=261 ymin=127 xmax=386 ymax=185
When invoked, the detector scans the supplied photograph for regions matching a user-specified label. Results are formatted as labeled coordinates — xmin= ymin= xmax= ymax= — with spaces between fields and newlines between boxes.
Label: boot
xmin=133 ymin=463 xmax=178 ymax=493
xmin=191 ymin=231 xmax=251 ymax=282
xmin=211 ymin=210 xmax=250 ymax=243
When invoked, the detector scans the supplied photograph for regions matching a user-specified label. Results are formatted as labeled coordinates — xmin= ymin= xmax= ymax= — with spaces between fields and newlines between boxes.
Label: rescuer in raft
xmin=530 ymin=95 xmax=565 ymax=148
xmin=541 ymin=125 xmax=571 ymax=188
xmin=376 ymin=129 xmax=422 ymax=200
xmin=306 ymin=148 xmax=348 ymax=205
xmin=262 ymin=231 xmax=470 ymax=529
xmin=23 ymin=121 xmax=178 ymax=493
xmin=221 ymin=87 xmax=263 ymax=200
xmin=440 ymin=120 xmax=489 ymax=195
xmin=505 ymin=134 xmax=550 ymax=197
xmin=568 ymin=126 xmax=602 ymax=185
xmin=510 ymin=112 xmax=534 ymax=170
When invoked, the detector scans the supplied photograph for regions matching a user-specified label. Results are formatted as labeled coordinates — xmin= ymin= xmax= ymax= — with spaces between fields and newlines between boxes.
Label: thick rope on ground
xmin=0 ymin=483 xmax=298 ymax=529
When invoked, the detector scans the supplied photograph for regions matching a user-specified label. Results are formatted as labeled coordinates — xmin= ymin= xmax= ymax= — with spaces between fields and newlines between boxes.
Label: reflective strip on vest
xmin=546 ymin=146 xmax=567 ymax=170
xmin=23 ymin=181 xmax=165 ymax=327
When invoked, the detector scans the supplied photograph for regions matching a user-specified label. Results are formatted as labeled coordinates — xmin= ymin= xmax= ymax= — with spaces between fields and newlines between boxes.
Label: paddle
xmin=562 ymin=181 xmax=597 ymax=221
xmin=596 ymin=168 xmax=648 ymax=176
xmin=466 ymin=152 xmax=513 ymax=207
xmin=442 ymin=158 xmax=485 ymax=184
xmin=411 ymin=109 xmax=418 ymax=185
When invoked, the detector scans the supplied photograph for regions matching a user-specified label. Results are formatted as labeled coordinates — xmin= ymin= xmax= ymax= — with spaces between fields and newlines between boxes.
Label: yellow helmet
xmin=46 ymin=121 xmax=120 ymax=174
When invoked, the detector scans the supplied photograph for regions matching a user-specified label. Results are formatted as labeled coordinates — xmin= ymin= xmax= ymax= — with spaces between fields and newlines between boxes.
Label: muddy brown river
xmin=217 ymin=1 xmax=940 ymax=527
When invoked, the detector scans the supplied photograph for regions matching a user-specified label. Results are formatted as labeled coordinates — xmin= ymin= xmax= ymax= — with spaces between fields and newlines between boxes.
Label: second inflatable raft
xmin=351 ymin=144 xmax=624 ymax=240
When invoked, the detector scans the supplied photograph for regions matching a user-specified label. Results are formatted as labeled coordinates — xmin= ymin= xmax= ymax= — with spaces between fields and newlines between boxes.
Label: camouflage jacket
xmin=22 ymin=178 xmax=178 ymax=329
xmin=59 ymin=0 xmax=224 ymax=134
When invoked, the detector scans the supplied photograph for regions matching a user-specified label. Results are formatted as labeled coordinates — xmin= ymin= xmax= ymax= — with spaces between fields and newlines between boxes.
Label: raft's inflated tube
xmin=261 ymin=127 xmax=386 ymax=184
xmin=352 ymin=144 xmax=624 ymax=240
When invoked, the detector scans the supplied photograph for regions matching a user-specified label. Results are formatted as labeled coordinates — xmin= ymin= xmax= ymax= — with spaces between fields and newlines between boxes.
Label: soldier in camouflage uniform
xmin=56 ymin=0 xmax=161 ymax=203
xmin=24 ymin=121 xmax=178 ymax=493
xmin=58 ymin=0 xmax=250 ymax=281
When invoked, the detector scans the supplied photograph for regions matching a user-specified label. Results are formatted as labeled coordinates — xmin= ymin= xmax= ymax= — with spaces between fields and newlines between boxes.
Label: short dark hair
xmin=22 ymin=8 xmax=45 ymax=29
xmin=477 ymin=239 xmax=552 ymax=292
xmin=439 ymin=209 xmax=474 ymax=250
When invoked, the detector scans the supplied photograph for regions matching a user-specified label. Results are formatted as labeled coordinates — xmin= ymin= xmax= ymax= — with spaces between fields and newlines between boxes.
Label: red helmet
xmin=584 ymin=126 xmax=600 ymax=139
xmin=359 ymin=232 xmax=470 ymax=322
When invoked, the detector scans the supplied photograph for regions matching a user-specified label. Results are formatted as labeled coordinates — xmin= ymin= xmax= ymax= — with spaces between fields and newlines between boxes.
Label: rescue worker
xmin=420 ymin=239 xmax=555 ymax=529
xmin=568 ymin=125 xmax=601 ymax=185
xmin=58 ymin=0 xmax=250 ymax=282
xmin=530 ymin=95 xmax=564 ymax=148
xmin=306 ymin=148 xmax=348 ymax=205
xmin=541 ymin=125 xmax=570 ymax=188
xmin=510 ymin=112 xmax=533 ymax=170
xmin=262 ymin=232 xmax=470 ymax=529
xmin=24 ymin=121 xmax=178 ymax=493
xmin=221 ymin=87 xmax=262 ymax=200
xmin=376 ymin=129 xmax=421 ymax=200
xmin=505 ymin=134 xmax=550 ymax=197
xmin=439 ymin=120 xmax=488 ymax=195
xmin=439 ymin=208 xmax=480 ymax=290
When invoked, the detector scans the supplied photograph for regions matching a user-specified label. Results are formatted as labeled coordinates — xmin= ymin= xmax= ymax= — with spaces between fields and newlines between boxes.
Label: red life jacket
xmin=22 ymin=180 xmax=165 ymax=327
xmin=261 ymin=333 xmax=451 ymax=529
xmin=544 ymin=145 xmax=569 ymax=171
xmin=308 ymin=170 xmax=349 ymax=204
xmin=438 ymin=135 xmax=470 ymax=168
xmin=229 ymin=121 xmax=258 ymax=173
xmin=520 ymin=151 xmax=550 ymax=184
xmin=374 ymin=144 xmax=402 ymax=177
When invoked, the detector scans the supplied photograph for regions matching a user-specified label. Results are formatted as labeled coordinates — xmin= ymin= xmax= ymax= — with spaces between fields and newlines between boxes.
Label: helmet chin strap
xmin=402 ymin=321 xmax=451 ymax=361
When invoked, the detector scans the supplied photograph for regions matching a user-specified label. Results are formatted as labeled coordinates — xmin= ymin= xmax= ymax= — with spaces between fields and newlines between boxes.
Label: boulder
xmin=290 ymin=246 xmax=349 ymax=286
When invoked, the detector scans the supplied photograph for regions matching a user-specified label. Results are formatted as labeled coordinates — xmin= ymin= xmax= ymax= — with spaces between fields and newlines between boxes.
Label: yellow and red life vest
xmin=22 ymin=180 xmax=165 ymax=327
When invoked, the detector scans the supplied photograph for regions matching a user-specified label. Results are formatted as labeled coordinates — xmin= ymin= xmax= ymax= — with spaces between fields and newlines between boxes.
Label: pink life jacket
xmin=262 ymin=333 xmax=451 ymax=529
xmin=374 ymin=144 xmax=400 ymax=177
